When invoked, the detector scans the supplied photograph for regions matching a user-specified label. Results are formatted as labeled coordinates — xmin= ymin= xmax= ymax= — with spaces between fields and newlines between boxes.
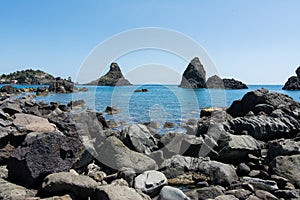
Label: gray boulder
xmin=186 ymin=186 xmax=225 ymax=200
xmin=13 ymin=113 xmax=56 ymax=133
xmin=0 ymin=178 xmax=36 ymax=199
xmin=134 ymin=170 xmax=167 ymax=197
xmin=269 ymin=155 xmax=300 ymax=188
xmin=242 ymin=177 xmax=278 ymax=192
xmin=179 ymin=57 xmax=206 ymax=88
xmin=158 ymin=186 xmax=190 ymax=200
xmin=267 ymin=139 xmax=300 ymax=162
xmin=93 ymin=185 xmax=150 ymax=200
xmin=121 ymin=124 xmax=157 ymax=155
xmin=226 ymin=114 xmax=300 ymax=140
xmin=39 ymin=172 xmax=99 ymax=199
xmin=218 ymin=134 xmax=262 ymax=164
xmin=96 ymin=136 xmax=158 ymax=173
xmin=160 ymin=155 xmax=238 ymax=186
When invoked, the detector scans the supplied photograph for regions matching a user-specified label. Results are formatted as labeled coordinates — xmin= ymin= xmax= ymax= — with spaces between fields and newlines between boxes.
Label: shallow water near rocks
xmin=4 ymin=84 xmax=300 ymax=132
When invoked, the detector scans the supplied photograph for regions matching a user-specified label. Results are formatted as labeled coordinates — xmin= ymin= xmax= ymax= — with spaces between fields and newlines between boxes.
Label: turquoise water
xmin=2 ymin=84 xmax=300 ymax=128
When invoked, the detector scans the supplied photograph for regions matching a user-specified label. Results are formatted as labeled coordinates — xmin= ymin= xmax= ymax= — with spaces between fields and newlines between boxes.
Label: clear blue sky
xmin=0 ymin=0 xmax=299 ymax=84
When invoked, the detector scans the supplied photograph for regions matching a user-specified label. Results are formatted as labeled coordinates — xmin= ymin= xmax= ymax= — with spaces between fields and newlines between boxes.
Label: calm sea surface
xmin=3 ymin=84 xmax=300 ymax=131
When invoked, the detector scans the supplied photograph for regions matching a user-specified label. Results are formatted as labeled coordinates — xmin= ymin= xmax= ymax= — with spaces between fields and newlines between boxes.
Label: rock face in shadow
xmin=283 ymin=66 xmax=300 ymax=90
xmin=48 ymin=77 xmax=78 ymax=93
xmin=86 ymin=63 xmax=132 ymax=86
xmin=206 ymin=75 xmax=248 ymax=89
xmin=179 ymin=57 xmax=206 ymax=88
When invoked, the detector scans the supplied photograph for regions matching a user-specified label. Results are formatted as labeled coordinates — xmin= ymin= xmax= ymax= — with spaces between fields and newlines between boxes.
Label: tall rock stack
xmin=283 ymin=66 xmax=300 ymax=90
xmin=179 ymin=57 xmax=206 ymax=88
xmin=86 ymin=63 xmax=132 ymax=86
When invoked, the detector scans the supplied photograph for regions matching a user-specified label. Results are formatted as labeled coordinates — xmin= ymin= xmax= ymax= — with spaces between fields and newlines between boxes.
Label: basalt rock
xmin=206 ymin=75 xmax=248 ymax=89
xmin=179 ymin=57 xmax=206 ymax=88
xmin=283 ymin=66 xmax=300 ymax=90
xmin=86 ymin=63 xmax=132 ymax=86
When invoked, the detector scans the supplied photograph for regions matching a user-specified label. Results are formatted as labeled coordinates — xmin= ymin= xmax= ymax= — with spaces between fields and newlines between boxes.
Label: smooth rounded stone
xmin=225 ymin=189 xmax=252 ymax=200
xmin=134 ymin=170 xmax=167 ymax=197
xmin=93 ymin=185 xmax=149 ymax=200
xmin=269 ymin=154 xmax=300 ymax=188
xmin=196 ymin=181 xmax=209 ymax=188
xmin=121 ymin=124 xmax=158 ymax=155
xmin=145 ymin=121 xmax=161 ymax=129
xmin=267 ymin=139 xmax=300 ymax=162
xmin=255 ymin=190 xmax=278 ymax=200
xmin=186 ymin=186 xmax=225 ymax=200
xmin=0 ymin=178 xmax=36 ymax=199
xmin=28 ymin=194 xmax=73 ymax=200
xmin=214 ymin=195 xmax=239 ymax=200
xmin=270 ymin=174 xmax=289 ymax=189
xmin=218 ymin=134 xmax=262 ymax=164
xmin=111 ymin=178 xmax=129 ymax=187
xmin=163 ymin=122 xmax=175 ymax=128
xmin=39 ymin=172 xmax=99 ymax=199
xmin=246 ymin=195 xmax=261 ymax=200
xmin=157 ymin=186 xmax=190 ymax=200
xmin=274 ymin=189 xmax=300 ymax=199
xmin=13 ymin=113 xmax=56 ymax=133
xmin=7 ymin=132 xmax=87 ymax=187
xmin=117 ymin=168 xmax=136 ymax=187
xmin=96 ymin=136 xmax=158 ymax=173
xmin=242 ymin=177 xmax=278 ymax=192
xmin=105 ymin=106 xmax=120 ymax=115
xmin=237 ymin=163 xmax=251 ymax=176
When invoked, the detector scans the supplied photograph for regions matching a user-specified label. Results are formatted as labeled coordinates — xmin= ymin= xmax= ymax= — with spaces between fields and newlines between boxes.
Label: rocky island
xmin=0 ymin=88 xmax=299 ymax=199
xmin=283 ymin=66 xmax=300 ymax=90
xmin=179 ymin=57 xmax=248 ymax=89
xmin=0 ymin=69 xmax=55 ymax=85
xmin=206 ymin=75 xmax=248 ymax=89
xmin=85 ymin=63 xmax=132 ymax=86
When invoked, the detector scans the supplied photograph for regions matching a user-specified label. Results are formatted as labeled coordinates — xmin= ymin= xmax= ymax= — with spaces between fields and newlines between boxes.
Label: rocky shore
xmin=0 ymin=88 xmax=299 ymax=199
xmin=283 ymin=67 xmax=300 ymax=90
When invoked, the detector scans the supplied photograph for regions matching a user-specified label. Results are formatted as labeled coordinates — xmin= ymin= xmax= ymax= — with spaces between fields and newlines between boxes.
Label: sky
xmin=0 ymin=0 xmax=299 ymax=84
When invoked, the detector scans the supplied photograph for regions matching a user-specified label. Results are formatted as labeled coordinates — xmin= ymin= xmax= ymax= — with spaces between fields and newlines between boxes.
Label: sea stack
xmin=179 ymin=57 xmax=206 ymax=88
xmin=283 ymin=66 xmax=300 ymax=90
xmin=86 ymin=63 xmax=132 ymax=86
xmin=206 ymin=75 xmax=248 ymax=89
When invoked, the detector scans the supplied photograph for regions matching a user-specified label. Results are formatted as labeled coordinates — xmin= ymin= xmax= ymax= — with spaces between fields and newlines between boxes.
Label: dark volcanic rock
xmin=223 ymin=78 xmax=248 ymax=89
xmin=0 ymin=85 xmax=20 ymax=94
xmin=86 ymin=63 xmax=132 ymax=86
xmin=227 ymin=88 xmax=300 ymax=118
xmin=179 ymin=57 xmax=206 ymax=88
xmin=206 ymin=75 xmax=248 ymax=89
xmin=48 ymin=77 xmax=78 ymax=93
xmin=7 ymin=132 xmax=86 ymax=187
xmin=283 ymin=66 xmax=300 ymax=90
xmin=36 ymin=86 xmax=49 ymax=96
xmin=226 ymin=114 xmax=300 ymax=140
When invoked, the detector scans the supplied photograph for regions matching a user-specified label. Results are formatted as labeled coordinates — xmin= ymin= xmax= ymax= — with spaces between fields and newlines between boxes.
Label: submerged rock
xmin=179 ymin=57 xmax=206 ymax=88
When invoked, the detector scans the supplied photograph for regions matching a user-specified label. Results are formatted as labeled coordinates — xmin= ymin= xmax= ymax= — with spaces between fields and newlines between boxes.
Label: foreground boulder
xmin=179 ymin=57 xmax=206 ymax=88
xmin=134 ymin=170 xmax=167 ymax=197
xmin=283 ymin=66 xmax=300 ymax=90
xmin=227 ymin=88 xmax=300 ymax=118
xmin=160 ymin=155 xmax=238 ymax=186
xmin=49 ymin=77 xmax=78 ymax=93
xmin=269 ymin=155 xmax=300 ymax=188
xmin=86 ymin=63 xmax=132 ymax=86
xmin=93 ymin=185 xmax=150 ymax=200
xmin=39 ymin=172 xmax=99 ymax=199
xmin=226 ymin=113 xmax=300 ymax=140
xmin=7 ymin=132 xmax=87 ymax=187
xmin=121 ymin=124 xmax=157 ymax=155
xmin=95 ymin=136 xmax=158 ymax=173
xmin=0 ymin=178 xmax=36 ymax=199
xmin=158 ymin=186 xmax=190 ymax=200
xmin=13 ymin=113 xmax=56 ymax=133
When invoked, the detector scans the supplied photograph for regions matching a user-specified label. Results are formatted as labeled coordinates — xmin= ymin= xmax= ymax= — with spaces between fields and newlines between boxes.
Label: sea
xmin=2 ymin=84 xmax=300 ymax=132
